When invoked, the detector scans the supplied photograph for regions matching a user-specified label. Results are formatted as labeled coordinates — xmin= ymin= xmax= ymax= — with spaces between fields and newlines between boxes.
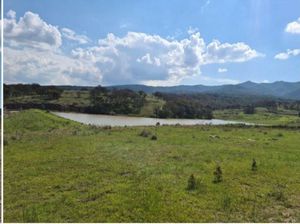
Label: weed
xmin=213 ymin=165 xmax=223 ymax=183
xmin=252 ymin=159 xmax=257 ymax=171
xmin=151 ymin=135 xmax=157 ymax=140
xmin=139 ymin=129 xmax=151 ymax=137
xmin=22 ymin=206 xmax=39 ymax=223
xmin=187 ymin=174 xmax=196 ymax=190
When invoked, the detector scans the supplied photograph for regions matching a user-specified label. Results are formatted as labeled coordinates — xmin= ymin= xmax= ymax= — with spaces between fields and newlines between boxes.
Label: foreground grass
xmin=4 ymin=110 xmax=300 ymax=222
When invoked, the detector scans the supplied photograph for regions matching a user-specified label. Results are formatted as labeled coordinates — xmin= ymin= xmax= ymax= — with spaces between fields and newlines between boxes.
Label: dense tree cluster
xmin=4 ymin=84 xmax=63 ymax=100
xmin=154 ymin=92 xmax=300 ymax=118
xmin=88 ymin=86 xmax=146 ymax=114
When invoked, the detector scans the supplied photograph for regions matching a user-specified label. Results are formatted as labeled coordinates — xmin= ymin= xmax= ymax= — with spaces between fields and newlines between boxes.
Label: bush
xmin=277 ymin=133 xmax=283 ymax=137
xmin=187 ymin=174 xmax=196 ymax=190
xmin=213 ymin=165 xmax=223 ymax=183
xmin=244 ymin=105 xmax=255 ymax=114
xmin=139 ymin=130 xmax=151 ymax=137
xmin=251 ymin=159 xmax=257 ymax=171
xmin=151 ymin=135 xmax=157 ymax=140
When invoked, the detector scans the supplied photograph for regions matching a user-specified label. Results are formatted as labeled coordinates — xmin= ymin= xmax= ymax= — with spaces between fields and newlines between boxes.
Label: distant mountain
xmin=107 ymin=81 xmax=300 ymax=100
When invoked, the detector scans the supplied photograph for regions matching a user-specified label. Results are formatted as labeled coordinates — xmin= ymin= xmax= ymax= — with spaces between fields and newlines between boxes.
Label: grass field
xmin=4 ymin=110 xmax=300 ymax=222
xmin=214 ymin=107 xmax=300 ymax=126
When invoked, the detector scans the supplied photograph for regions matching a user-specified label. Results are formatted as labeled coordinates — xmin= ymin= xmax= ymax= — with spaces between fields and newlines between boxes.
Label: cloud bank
xmin=4 ymin=10 xmax=264 ymax=86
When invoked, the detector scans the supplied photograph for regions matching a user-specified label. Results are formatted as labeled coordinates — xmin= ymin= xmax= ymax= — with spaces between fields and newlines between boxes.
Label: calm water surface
xmin=53 ymin=112 xmax=247 ymax=127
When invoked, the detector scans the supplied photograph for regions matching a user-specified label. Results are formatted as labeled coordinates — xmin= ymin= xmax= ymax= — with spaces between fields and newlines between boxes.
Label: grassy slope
xmin=4 ymin=110 xmax=300 ymax=222
xmin=138 ymin=95 xmax=165 ymax=117
xmin=214 ymin=107 xmax=300 ymax=126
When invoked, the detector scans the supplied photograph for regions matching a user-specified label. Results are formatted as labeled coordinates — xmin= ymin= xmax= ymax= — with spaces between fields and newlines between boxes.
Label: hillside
xmin=107 ymin=81 xmax=300 ymax=100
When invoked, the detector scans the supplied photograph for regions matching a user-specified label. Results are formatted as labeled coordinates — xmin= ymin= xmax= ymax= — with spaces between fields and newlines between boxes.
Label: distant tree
xmin=244 ymin=105 xmax=255 ymax=114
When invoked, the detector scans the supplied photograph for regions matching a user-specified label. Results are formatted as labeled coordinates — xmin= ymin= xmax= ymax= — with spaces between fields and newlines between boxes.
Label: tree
xmin=244 ymin=105 xmax=255 ymax=114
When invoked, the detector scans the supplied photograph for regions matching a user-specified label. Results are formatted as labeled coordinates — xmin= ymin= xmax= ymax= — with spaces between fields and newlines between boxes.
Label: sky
xmin=3 ymin=0 xmax=300 ymax=86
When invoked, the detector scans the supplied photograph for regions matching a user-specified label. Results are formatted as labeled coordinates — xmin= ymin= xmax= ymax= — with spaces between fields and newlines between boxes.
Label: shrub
xmin=277 ymin=133 xmax=283 ymax=137
xmin=221 ymin=194 xmax=232 ymax=211
xmin=139 ymin=129 xmax=151 ymax=137
xmin=103 ymin=125 xmax=112 ymax=130
xmin=244 ymin=105 xmax=255 ymax=114
xmin=151 ymin=135 xmax=157 ymax=140
xmin=187 ymin=174 xmax=196 ymax=190
xmin=213 ymin=165 xmax=223 ymax=183
xmin=156 ymin=122 xmax=160 ymax=126
xmin=251 ymin=159 xmax=257 ymax=171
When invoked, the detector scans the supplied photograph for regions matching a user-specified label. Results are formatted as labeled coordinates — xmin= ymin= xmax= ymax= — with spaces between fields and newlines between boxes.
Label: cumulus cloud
xmin=203 ymin=40 xmax=264 ymax=64
xmin=4 ymin=47 xmax=102 ymax=85
xmin=4 ymin=10 xmax=264 ymax=86
xmin=218 ymin=68 xmax=227 ymax=73
xmin=61 ymin=28 xmax=90 ymax=44
xmin=71 ymin=32 xmax=262 ymax=85
xmin=285 ymin=17 xmax=300 ymax=34
xmin=274 ymin=49 xmax=300 ymax=60
xmin=3 ymin=10 xmax=62 ymax=49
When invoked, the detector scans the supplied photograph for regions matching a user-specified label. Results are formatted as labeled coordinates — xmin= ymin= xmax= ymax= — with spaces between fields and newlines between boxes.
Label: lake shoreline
xmin=52 ymin=111 xmax=251 ymax=127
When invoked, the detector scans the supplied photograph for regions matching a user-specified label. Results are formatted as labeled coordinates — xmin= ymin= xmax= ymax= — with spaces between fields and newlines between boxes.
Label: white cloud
xmin=3 ymin=10 xmax=62 ymax=49
xmin=7 ymin=10 xmax=16 ymax=19
xmin=218 ymin=68 xmax=227 ymax=73
xmin=274 ymin=49 xmax=300 ymax=60
xmin=61 ymin=28 xmax=90 ymax=44
xmin=203 ymin=40 xmax=264 ymax=64
xmin=187 ymin=26 xmax=199 ymax=35
xmin=285 ymin=17 xmax=300 ymax=34
xmin=4 ymin=10 xmax=264 ymax=86
xmin=4 ymin=47 xmax=102 ymax=85
xmin=197 ymin=75 xmax=240 ymax=85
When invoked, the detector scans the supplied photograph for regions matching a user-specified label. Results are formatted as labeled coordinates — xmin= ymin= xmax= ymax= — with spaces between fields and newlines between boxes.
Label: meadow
xmin=4 ymin=109 xmax=300 ymax=222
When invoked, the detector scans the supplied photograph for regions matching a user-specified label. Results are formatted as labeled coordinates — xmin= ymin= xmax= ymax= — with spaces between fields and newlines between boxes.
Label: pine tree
xmin=213 ymin=165 xmax=223 ymax=183
xmin=187 ymin=174 xmax=196 ymax=190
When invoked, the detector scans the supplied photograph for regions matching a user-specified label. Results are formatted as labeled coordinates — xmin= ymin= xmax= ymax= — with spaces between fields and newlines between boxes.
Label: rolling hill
xmin=107 ymin=81 xmax=300 ymax=100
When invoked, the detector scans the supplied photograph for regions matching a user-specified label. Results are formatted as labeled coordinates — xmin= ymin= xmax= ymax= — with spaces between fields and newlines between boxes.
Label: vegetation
xmin=213 ymin=165 xmax=223 ymax=183
xmin=5 ymin=84 xmax=300 ymax=121
xmin=187 ymin=174 xmax=196 ymax=190
xmin=4 ymin=109 xmax=300 ymax=222
xmin=252 ymin=159 xmax=257 ymax=171
xmin=214 ymin=107 xmax=300 ymax=126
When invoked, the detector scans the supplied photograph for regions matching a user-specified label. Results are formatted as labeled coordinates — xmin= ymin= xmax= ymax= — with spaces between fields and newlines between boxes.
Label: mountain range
xmin=107 ymin=81 xmax=300 ymax=101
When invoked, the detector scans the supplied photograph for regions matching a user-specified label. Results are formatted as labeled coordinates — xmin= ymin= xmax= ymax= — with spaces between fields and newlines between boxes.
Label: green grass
xmin=4 ymin=109 xmax=300 ymax=222
xmin=214 ymin=108 xmax=300 ymax=126
xmin=138 ymin=94 xmax=165 ymax=117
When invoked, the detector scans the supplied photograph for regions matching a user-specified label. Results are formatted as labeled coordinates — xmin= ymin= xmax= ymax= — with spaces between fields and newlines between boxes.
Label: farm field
xmin=4 ymin=109 xmax=300 ymax=222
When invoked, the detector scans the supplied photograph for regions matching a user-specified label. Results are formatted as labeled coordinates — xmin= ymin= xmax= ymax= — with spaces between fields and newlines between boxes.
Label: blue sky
xmin=3 ymin=0 xmax=300 ymax=86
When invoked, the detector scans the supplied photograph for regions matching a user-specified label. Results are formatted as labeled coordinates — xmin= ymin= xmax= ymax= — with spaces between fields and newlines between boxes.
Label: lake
xmin=53 ymin=112 xmax=247 ymax=127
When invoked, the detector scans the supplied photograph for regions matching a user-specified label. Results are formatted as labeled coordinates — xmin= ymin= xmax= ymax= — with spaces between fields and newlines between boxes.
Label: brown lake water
xmin=53 ymin=112 xmax=247 ymax=127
